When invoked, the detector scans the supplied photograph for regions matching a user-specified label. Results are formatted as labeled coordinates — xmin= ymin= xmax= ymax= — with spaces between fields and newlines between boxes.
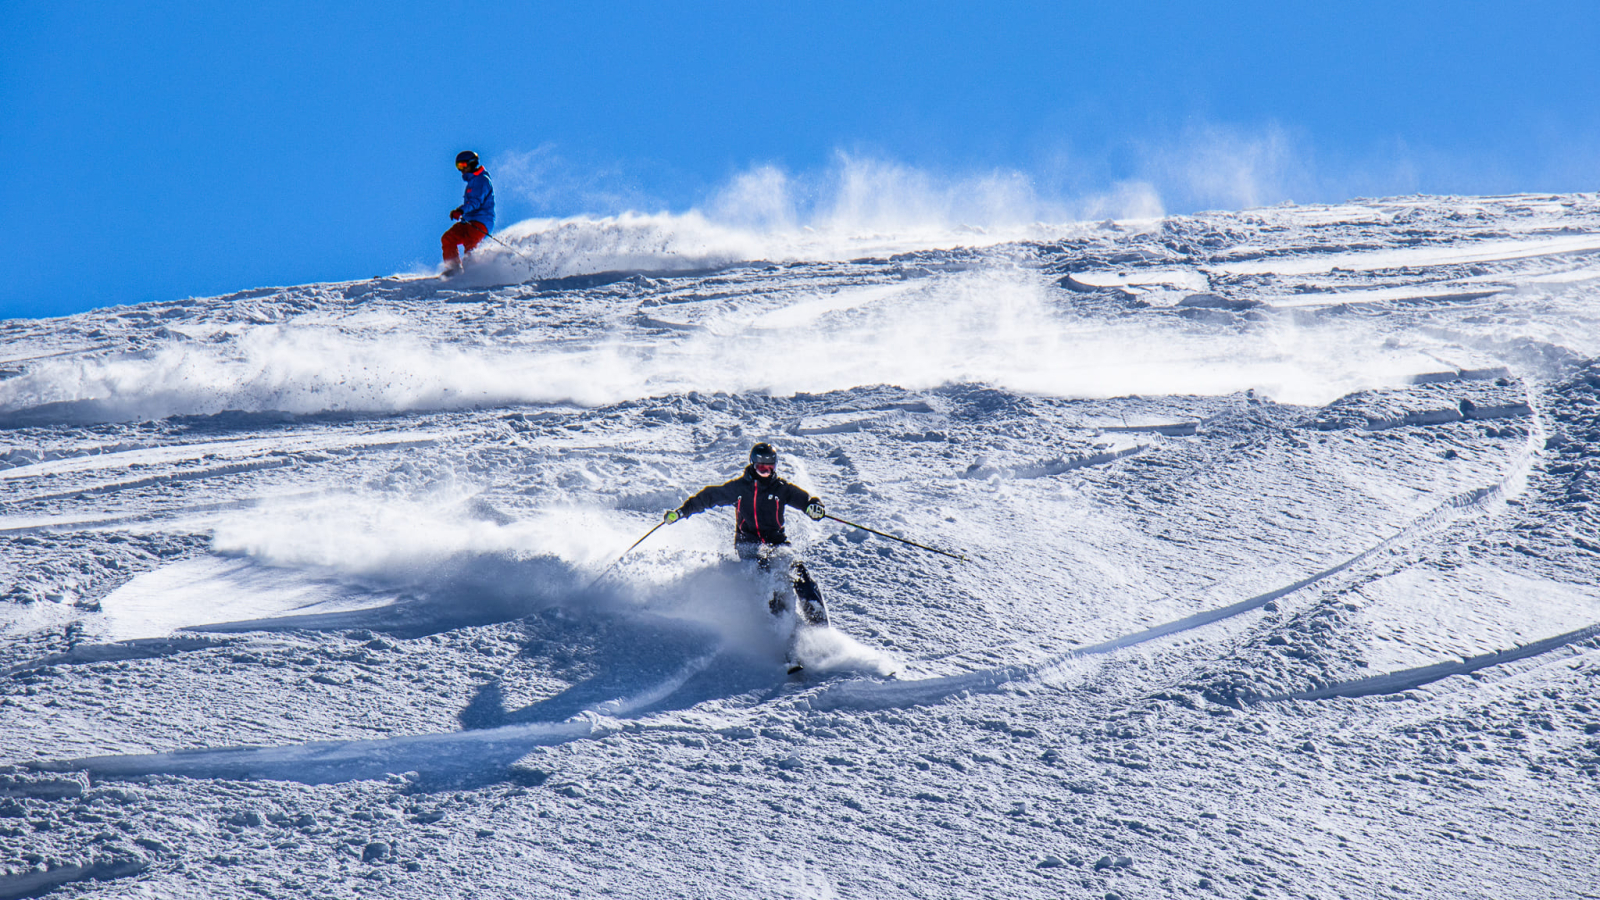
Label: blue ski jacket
xmin=459 ymin=167 xmax=495 ymax=231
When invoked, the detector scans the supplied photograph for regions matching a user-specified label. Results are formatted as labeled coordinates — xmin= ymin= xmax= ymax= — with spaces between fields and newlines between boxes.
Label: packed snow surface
xmin=2 ymin=193 xmax=1599 ymax=898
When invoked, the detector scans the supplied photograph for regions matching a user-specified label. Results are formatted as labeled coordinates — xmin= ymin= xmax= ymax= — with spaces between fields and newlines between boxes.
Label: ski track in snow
xmin=3 ymin=193 xmax=1600 ymax=899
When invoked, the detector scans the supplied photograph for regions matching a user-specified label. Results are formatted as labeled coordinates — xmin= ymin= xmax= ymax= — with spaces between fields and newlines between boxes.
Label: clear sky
xmin=3 ymin=0 xmax=1597 ymax=320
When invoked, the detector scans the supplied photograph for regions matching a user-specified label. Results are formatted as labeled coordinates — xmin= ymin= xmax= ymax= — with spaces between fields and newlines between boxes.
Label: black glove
xmin=450 ymin=208 xmax=463 ymax=221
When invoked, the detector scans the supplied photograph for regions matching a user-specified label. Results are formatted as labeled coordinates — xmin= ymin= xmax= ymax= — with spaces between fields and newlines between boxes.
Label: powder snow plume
xmin=0 ymin=268 xmax=1456 ymax=425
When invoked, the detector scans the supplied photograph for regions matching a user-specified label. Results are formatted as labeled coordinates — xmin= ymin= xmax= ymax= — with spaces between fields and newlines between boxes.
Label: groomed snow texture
xmin=2 ymin=193 xmax=1599 ymax=898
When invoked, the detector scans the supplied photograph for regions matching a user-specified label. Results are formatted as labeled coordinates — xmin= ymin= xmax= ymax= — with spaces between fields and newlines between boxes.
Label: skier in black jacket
xmin=664 ymin=442 xmax=829 ymax=626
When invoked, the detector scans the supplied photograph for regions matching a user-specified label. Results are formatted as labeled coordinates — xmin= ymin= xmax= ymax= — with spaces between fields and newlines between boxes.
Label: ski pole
xmin=823 ymin=514 xmax=967 ymax=562
xmin=585 ymin=520 xmax=666 ymax=591
xmin=484 ymin=231 xmax=537 ymax=263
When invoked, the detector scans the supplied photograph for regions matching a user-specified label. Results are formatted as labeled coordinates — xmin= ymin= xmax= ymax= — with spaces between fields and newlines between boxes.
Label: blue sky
xmin=3 ymin=0 xmax=1597 ymax=320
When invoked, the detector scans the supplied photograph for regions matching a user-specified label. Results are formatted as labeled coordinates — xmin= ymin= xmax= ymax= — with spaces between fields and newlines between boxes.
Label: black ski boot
xmin=791 ymin=562 xmax=829 ymax=627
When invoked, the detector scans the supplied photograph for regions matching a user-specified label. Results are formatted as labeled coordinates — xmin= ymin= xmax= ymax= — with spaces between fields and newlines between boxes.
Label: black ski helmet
xmin=455 ymin=150 xmax=480 ymax=168
xmin=749 ymin=442 xmax=778 ymax=470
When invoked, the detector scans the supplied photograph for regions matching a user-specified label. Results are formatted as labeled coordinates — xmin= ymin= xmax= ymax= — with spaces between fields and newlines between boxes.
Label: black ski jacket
xmin=677 ymin=466 xmax=816 ymax=547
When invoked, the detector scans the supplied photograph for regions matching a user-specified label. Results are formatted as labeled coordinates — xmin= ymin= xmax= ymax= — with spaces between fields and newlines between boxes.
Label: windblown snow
xmin=1 ymin=193 xmax=1598 ymax=899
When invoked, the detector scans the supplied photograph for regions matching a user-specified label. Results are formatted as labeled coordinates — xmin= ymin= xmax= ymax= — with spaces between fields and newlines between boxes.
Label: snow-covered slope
xmin=2 ymin=194 xmax=1598 ymax=898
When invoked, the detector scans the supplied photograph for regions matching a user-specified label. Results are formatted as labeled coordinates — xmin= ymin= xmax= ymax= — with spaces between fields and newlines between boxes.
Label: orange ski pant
xmin=442 ymin=221 xmax=489 ymax=263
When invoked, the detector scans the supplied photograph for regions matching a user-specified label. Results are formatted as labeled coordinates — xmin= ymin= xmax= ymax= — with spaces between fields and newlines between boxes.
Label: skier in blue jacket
xmin=441 ymin=150 xmax=495 ymax=276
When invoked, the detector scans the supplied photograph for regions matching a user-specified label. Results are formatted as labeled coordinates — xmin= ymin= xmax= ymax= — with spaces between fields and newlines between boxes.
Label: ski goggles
xmin=456 ymin=161 xmax=472 ymax=171
xmin=754 ymin=462 xmax=775 ymax=476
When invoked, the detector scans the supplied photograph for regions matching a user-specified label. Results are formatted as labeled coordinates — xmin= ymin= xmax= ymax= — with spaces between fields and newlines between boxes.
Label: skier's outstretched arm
xmin=665 ymin=479 xmax=740 ymax=523
xmin=778 ymin=482 xmax=826 ymax=520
